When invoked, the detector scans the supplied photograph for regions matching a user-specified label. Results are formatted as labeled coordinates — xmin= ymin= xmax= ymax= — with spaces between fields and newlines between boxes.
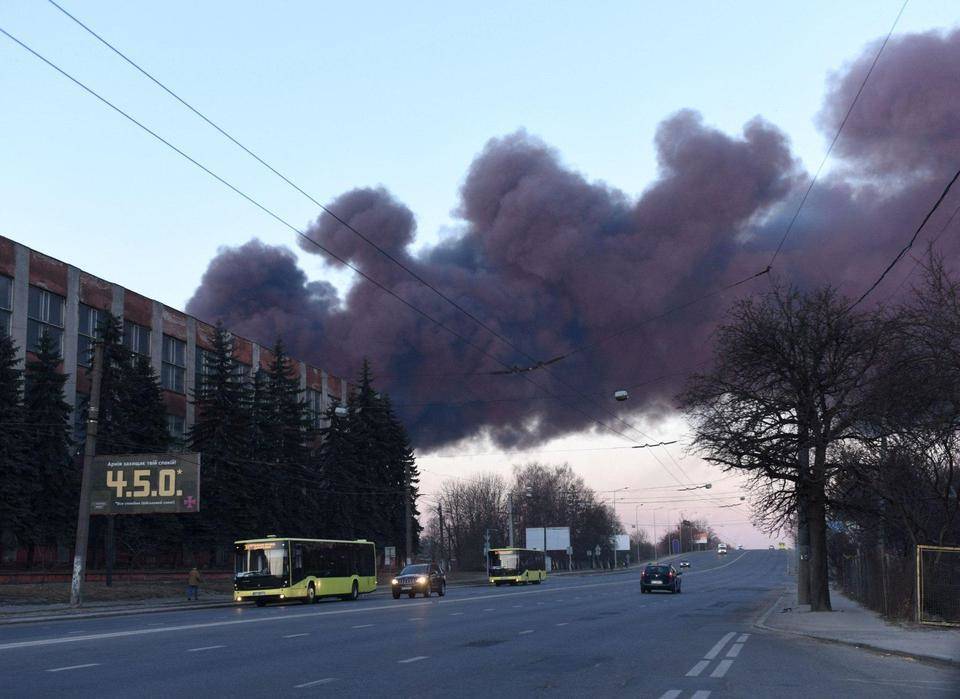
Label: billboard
xmin=526 ymin=527 xmax=545 ymax=550
xmin=695 ymin=532 xmax=708 ymax=545
xmin=546 ymin=527 xmax=571 ymax=551
xmin=613 ymin=534 xmax=630 ymax=551
xmin=89 ymin=453 xmax=201 ymax=514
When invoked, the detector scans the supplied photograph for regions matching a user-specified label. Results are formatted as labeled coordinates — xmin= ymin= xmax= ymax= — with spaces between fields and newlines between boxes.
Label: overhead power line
xmin=0 ymin=25 xmax=668 ymax=452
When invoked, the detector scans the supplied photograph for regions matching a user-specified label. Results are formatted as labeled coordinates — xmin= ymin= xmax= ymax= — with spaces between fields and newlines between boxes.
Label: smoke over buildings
xmin=186 ymin=28 xmax=960 ymax=450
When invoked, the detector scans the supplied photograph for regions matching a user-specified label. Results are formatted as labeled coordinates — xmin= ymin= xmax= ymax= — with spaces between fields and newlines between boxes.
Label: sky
xmin=2 ymin=0 xmax=957 ymax=548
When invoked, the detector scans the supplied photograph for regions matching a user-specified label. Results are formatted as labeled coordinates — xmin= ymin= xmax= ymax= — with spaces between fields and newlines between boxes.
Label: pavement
xmin=0 ymin=549 xmax=957 ymax=697
xmin=756 ymin=585 xmax=960 ymax=667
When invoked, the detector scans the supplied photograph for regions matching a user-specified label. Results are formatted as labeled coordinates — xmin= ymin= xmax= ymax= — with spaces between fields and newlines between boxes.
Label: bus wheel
xmin=255 ymin=599 xmax=267 ymax=607
xmin=304 ymin=584 xmax=316 ymax=604
xmin=348 ymin=581 xmax=359 ymax=601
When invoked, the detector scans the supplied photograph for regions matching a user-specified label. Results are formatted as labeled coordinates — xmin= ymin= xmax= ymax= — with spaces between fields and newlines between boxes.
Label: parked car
xmin=391 ymin=563 xmax=446 ymax=599
xmin=679 ymin=560 xmax=690 ymax=568
xmin=640 ymin=564 xmax=682 ymax=594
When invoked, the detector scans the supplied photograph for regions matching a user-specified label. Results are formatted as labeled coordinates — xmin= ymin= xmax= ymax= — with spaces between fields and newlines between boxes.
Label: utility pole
xmin=507 ymin=494 xmax=514 ymax=547
xmin=612 ymin=489 xmax=619 ymax=568
xmin=797 ymin=425 xmax=811 ymax=605
xmin=70 ymin=342 xmax=103 ymax=608
xmin=653 ymin=510 xmax=658 ymax=561
xmin=404 ymin=460 xmax=412 ymax=565
xmin=437 ymin=502 xmax=444 ymax=568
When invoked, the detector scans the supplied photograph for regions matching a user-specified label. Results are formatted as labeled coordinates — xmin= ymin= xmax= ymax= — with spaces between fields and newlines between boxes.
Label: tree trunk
xmin=797 ymin=428 xmax=811 ymax=605
xmin=808 ymin=444 xmax=832 ymax=612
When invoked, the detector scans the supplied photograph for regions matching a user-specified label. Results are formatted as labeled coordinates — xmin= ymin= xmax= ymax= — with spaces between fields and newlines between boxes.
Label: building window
xmin=236 ymin=362 xmax=252 ymax=386
xmin=27 ymin=286 xmax=65 ymax=354
xmin=123 ymin=321 xmax=151 ymax=357
xmin=166 ymin=414 xmax=185 ymax=445
xmin=77 ymin=304 xmax=104 ymax=368
xmin=0 ymin=275 xmax=12 ymax=337
xmin=305 ymin=388 xmax=325 ymax=428
xmin=161 ymin=335 xmax=186 ymax=393
xmin=195 ymin=347 xmax=215 ymax=395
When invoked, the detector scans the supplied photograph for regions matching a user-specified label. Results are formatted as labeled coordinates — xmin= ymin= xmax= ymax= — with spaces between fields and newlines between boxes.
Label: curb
xmin=753 ymin=592 xmax=960 ymax=669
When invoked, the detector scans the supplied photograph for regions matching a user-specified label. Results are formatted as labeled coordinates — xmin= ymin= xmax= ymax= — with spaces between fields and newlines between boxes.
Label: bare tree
xmin=680 ymin=284 xmax=882 ymax=611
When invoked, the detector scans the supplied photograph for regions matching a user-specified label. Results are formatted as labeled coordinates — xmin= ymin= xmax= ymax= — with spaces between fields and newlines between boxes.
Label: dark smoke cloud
xmin=186 ymin=28 xmax=960 ymax=450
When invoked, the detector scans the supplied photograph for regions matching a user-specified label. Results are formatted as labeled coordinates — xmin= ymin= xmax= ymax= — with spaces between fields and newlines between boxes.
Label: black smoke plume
xmin=187 ymin=28 xmax=960 ymax=450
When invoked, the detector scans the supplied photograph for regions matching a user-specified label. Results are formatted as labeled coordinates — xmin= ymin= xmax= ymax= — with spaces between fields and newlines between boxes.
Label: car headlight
xmin=391 ymin=578 xmax=398 ymax=585
xmin=417 ymin=576 xmax=427 ymax=584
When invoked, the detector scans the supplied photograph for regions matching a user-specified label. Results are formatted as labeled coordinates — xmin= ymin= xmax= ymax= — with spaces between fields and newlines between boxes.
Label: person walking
xmin=187 ymin=566 xmax=202 ymax=601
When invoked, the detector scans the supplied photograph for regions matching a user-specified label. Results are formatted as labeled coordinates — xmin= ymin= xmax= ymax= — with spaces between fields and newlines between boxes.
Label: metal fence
xmin=835 ymin=547 xmax=915 ymax=621
xmin=917 ymin=545 xmax=960 ymax=626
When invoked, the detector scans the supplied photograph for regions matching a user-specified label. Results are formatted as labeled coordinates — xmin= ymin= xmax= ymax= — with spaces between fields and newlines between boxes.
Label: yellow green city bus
xmin=234 ymin=536 xmax=377 ymax=606
xmin=487 ymin=547 xmax=547 ymax=586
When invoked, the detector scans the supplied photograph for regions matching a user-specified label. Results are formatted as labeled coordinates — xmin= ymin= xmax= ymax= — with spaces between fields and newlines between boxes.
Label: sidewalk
xmin=756 ymin=586 xmax=960 ymax=667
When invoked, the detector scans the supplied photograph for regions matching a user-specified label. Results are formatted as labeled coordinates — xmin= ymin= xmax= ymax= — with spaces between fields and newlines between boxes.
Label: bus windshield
xmin=489 ymin=551 xmax=519 ymax=575
xmin=235 ymin=541 xmax=289 ymax=585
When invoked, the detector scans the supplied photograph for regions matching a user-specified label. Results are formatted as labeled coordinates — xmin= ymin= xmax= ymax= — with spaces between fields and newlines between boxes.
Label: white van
xmin=717 ymin=543 xmax=728 ymax=555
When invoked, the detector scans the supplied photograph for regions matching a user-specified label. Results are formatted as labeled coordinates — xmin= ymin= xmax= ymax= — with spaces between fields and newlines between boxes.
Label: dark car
xmin=679 ymin=560 xmax=690 ymax=568
xmin=391 ymin=563 xmax=446 ymax=599
xmin=641 ymin=564 xmax=682 ymax=594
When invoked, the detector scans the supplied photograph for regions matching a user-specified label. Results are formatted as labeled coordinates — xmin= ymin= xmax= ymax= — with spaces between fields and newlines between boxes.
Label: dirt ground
xmin=0 ymin=578 xmax=234 ymax=605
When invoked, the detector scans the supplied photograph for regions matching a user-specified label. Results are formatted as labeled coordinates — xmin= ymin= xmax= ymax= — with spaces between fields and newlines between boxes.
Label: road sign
xmin=89 ymin=453 xmax=200 ymax=514
xmin=384 ymin=546 xmax=396 ymax=566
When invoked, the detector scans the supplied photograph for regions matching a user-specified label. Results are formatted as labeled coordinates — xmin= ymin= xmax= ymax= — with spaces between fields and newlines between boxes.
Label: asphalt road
xmin=0 ymin=550 xmax=956 ymax=698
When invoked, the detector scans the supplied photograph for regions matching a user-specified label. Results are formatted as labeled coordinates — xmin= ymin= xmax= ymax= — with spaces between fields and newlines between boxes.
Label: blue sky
xmin=2 ymin=1 xmax=957 ymax=545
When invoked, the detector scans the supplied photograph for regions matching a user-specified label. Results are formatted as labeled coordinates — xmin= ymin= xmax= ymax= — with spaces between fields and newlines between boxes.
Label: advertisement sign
xmin=613 ymin=534 xmax=630 ymax=551
xmin=525 ymin=527 xmax=545 ymax=551
xmin=695 ymin=532 xmax=708 ymax=545
xmin=384 ymin=546 xmax=396 ymax=566
xmin=545 ymin=527 xmax=571 ymax=551
xmin=89 ymin=453 xmax=201 ymax=514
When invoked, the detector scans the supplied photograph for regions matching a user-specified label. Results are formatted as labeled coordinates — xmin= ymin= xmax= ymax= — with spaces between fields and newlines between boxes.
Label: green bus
xmin=234 ymin=536 xmax=377 ymax=606
xmin=488 ymin=547 xmax=547 ymax=586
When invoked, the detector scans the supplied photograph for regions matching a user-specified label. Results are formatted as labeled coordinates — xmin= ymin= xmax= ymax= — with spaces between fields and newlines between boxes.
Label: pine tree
xmin=0 ymin=334 xmax=28 ymax=549
xmin=23 ymin=334 xmax=75 ymax=548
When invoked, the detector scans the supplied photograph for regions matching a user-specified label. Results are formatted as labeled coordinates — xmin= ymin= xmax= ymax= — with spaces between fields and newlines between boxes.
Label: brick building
xmin=0 ymin=234 xmax=346 ymax=442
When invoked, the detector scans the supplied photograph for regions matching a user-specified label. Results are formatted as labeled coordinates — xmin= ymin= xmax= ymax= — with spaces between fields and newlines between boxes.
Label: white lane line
xmin=351 ymin=624 xmax=374 ymax=629
xmin=686 ymin=660 xmax=710 ymax=677
xmin=408 ymin=618 xmax=423 ymax=621
xmin=726 ymin=642 xmax=744 ymax=658
xmin=294 ymin=678 xmax=335 ymax=688
xmin=511 ymin=605 xmax=522 ymax=608
xmin=398 ymin=655 xmax=428 ymax=664
xmin=710 ymin=659 xmax=734 ymax=678
xmin=483 ymin=608 xmax=495 ymax=612
xmin=449 ymin=612 xmax=464 ymax=616
xmin=46 ymin=663 xmax=99 ymax=672
xmin=658 ymin=691 xmax=682 ymax=699
xmin=736 ymin=633 xmax=750 ymax=643
xmin=284 ymin=633 xmax=309 ymax=638
xmin=187 ymin=645 xmax=225 ymax=652
xmin=555 ymin=622 xmax=568 ymax=626
xmin=704 ymin=631 xmax=737 ymax=659
xmin=691 ymin=691 xmax=712 ymax=699
xmin=518 ymin=629 xmax=534 ymax=635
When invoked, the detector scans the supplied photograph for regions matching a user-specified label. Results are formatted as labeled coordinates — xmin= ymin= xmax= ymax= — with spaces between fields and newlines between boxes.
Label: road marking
xmin=408 ymin=618 xmax=423 ymax=621
xmin=840 ymin=679 xmax=958 ymax=692
xmin=555 ymin=622 xmax=568 ymax=626
xmin=710 ymin=659 xmax=734 ymax=678
xmin=46 ymin=663 xmax=99 ymax=672
xmin=755 ymin=592 xmax=785 ymax=627
xmin=511 ymin=605 xmax=522 ymax=608
xmin=658 ymin=691 xmax=682 ymax=699
xmin=351 ymin=624 xmax=374 ymax=629
xmin=284 ymin=633 xmax=309 ymax=638
xmin=294 ymin=678 xmax=335 ymax=688
xmin=398 ymin=655 xmax=428 ymax=664
xmin=518 ymin=629 xmax=534 ymax=635
xmin=691 ymin=691 xmax=712 ymax=699
xmin=726 ymin=642 xmax=744 ymax=658
xmin=188 ymin=645 xmax=225 ymax=652
xmin=449 ymin=612 xmax=464 ymax=616
xmin=67 ymin=631 xmax=84 ymax=635
xmin=704 ymin=632 xmax=737 ymax=659
xmin=685 ymin=660 xmax=710 ymax=677
xmin=483 ymin=608 xmax=495 ymax=612
xmin=736 ymin=633 xmax=750 ymax=643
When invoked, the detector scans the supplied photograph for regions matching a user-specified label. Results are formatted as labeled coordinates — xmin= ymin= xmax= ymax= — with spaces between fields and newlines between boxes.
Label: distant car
xmin=641 ymin=564 xmax=682 ymax=594
xmin=679 ymin=560 xmax=690 ymax=568
xmin=391 ymin=563 xmax=446 ymax=599
xmin=717 ymin=544 xmax=728 ymax=555
xmin=768 ymin=545 xmax=775 ymax=550
xmin=737 ymin=545 xmax=744 ymax=550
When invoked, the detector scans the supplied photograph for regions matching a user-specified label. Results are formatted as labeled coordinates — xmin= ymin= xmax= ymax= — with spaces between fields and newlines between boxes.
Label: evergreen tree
xmin=246 ymin=367 xmax=281 ymax=535
xmin=23 ymin=334 xmax=75 ymax=548
xmin=188 ymin=324 xmax=253 ymax=543
xmin=0 ymin=334 xmax=28 ymax=548
xmin=316 ymin=401 xmax=363 ymax=540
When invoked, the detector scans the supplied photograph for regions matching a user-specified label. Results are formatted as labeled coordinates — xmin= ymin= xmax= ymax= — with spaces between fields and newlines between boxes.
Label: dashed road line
xmin=518 ymin=629 xmax=534 ymax=635
xmin=555 ymin=622 xmax=568 ymax=627
xmin=736 ymin=633 xmax=749 ymax=643
xmin=187 ymin=645 xmax=225 ymax=652
xmin=686 ymin=660 xmax=710 ymax=677
xmin=408 ymin=618 xmax=423 ymax=621
xmin=449 ymin=612 xmax=464 ymax=616
xmin=294 ymin=678 xmax=335 ymax=688
xmin=726 ymin=642 xmax=744 ymax=658
xmin=284 ymin=633 xmax=309 ymax=638
xmin=46 ymin=663 xmax=99 ymax=672
xmin=691 ymin=691 xmax=712 ymax=698
xmin=398 ymin=655 xmax=428 ymax=664
xmin=710 ymin=659 xmax=734 ymax=678
xmin=658 ymin=691 xmax=682 ymax=699
xmin=483 ymin=608 xmax=495 ymax=612
xmin=351 ymin=624 xmax=374 ymax=629
xmin=704 ymin=632 xmax=736 ymax=659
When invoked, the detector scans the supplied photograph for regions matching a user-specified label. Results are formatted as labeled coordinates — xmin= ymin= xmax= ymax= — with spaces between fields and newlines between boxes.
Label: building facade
xmin=0 ymin=234 xmax=346 ymax=441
